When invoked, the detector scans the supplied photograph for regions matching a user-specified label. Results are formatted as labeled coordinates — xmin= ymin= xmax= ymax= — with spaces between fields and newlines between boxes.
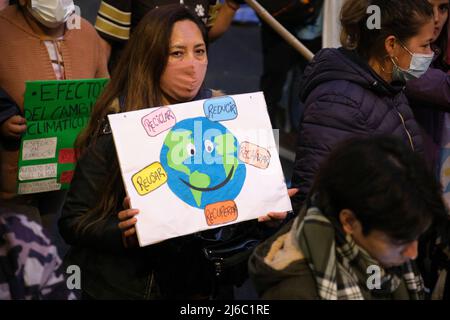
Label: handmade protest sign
xmin=17 ymin=78 xmax=109 ymax=194
xmin=109 ymin=92 xmax=292 ymax=246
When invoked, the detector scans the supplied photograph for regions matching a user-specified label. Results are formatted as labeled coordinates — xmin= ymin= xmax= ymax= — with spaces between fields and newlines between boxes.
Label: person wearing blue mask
xmin=289 ymin=0 xmax=436 ymax=215
xmin=390 ymin=41 xmax=435 ymax=82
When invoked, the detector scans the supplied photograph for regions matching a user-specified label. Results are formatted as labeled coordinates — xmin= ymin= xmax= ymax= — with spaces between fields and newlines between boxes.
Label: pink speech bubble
xmin=238 ymin=141 xmax=271 ymax=169
xmin=141 ymin=107 xmax=176 ymax=137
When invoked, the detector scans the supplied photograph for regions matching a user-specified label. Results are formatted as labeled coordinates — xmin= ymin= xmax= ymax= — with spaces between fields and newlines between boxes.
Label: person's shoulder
xmin=261 ymin=260 xmax=319 ymax=300
xmin=249 ymin=219 xmax=320 ymax=299
xmin=80 ymin=100 xmax=120 ymax=160
xmin=0 ymin=6 xmax=25 ymax=37
xmin=77 ymin=132 xmax=115 ymax=169
xmin=301 ymin=48 xmax=374 ymax=103
xmin=306 ymin=79 xmax=368 ymax=109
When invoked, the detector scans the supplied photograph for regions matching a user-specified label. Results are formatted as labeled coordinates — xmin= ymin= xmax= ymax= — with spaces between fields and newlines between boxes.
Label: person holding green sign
xmin=0 ymin=0 xmax=108 ymax=253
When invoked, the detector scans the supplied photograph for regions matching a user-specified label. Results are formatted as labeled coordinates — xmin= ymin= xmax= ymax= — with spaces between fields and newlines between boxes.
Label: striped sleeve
xmin=95 ymin=0 xmax=132 ymax=42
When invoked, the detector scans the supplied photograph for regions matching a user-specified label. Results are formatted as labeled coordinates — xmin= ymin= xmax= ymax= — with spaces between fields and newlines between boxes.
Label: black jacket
xmin=59 ymin=89 xmax=216 ymax=299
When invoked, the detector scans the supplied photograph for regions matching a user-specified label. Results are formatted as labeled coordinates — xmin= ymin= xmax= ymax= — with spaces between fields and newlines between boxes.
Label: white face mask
xmin=28 ymin=0 xmax=75 ymax=29
xmin=391 ymin=42 xmax=434 ymax=82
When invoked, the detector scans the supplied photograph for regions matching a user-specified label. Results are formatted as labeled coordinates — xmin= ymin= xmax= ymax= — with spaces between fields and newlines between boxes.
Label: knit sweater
xmin=0 ymin=6 xmax=109 ymax=199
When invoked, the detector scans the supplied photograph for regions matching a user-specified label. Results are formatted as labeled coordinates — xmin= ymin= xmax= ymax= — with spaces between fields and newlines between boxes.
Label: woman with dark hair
xmin=58 ymin=4 xmax=227 ymax=299
xmin=249 ymin=136 xmax=447 ymax=300
xmin=405 ymin=0 xmax=449 ymax=191
xmin=290 ymin=0 xmax=436 ymax=213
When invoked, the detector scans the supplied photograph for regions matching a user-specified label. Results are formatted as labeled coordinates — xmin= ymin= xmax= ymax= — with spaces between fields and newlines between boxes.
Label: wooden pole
xmin=244 ymin=0 xmax=315 ymax=62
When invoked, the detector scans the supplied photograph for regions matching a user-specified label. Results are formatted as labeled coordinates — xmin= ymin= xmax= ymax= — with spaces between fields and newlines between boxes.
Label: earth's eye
xmin=204 ymin=140 xmax=214 ymax=153
xmin=187 ymin=143 xmax=196 ymax=156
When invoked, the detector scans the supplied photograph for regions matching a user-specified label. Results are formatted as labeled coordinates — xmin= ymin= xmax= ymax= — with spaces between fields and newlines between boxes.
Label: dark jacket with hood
xmin=290 ymin=48 xmax=424 ymax=212
xmin=249 ymin=203 xmax=424 ymax=300
xmin=248 ymin=218 xmax=319 ymax=300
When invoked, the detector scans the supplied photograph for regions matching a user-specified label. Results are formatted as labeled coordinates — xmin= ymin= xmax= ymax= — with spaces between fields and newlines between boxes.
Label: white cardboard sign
xmin=108 ymin=92 xmax=292 ymax=246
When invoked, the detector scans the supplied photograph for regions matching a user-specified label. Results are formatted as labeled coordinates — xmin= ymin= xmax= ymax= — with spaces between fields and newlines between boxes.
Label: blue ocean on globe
xmin=160 ymin=117 xmax=246 ymax=209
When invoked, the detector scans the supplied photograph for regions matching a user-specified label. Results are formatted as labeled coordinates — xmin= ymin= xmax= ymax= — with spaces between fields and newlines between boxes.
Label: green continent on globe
xmin=160 ymin=117 xmax=246 ymax=209
xmin=165 ymin=129 xmax=193 ymax=176
xmin=165 ymin=129 xmax=214 ymax=206
xmin=189 ymin=171 xmax=211 ymax=206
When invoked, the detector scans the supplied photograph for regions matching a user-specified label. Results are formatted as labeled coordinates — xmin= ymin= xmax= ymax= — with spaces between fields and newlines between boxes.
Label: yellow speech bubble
xmin=132 ymin=162 xmax=167 ymax=196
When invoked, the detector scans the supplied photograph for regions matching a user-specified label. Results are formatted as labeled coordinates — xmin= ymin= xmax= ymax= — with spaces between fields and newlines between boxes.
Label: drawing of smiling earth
xmin=160 ymin=117 xmax=246 ymax=209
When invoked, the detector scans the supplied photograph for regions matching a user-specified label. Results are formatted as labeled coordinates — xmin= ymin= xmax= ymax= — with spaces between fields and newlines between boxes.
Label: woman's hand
xmin=258 ymin=188 xmax=299 ymax=227
xmin=118 ymin=196 xmax=139 ymax=248
xmin=0 ymin=115 xmax=26 ymax=139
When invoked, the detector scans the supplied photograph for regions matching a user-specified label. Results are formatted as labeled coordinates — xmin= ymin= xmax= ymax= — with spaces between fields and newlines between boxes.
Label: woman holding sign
xmin=60 ymin=4 xmax=276 ymax=300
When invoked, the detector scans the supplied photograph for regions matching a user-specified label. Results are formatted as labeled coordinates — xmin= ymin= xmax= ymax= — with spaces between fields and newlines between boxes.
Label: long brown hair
xmin=74 ymin=5 xmax=208 ymax=235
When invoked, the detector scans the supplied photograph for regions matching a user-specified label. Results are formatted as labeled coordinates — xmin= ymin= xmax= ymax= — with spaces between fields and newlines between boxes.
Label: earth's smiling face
xmin=160 ymin=117 xmax=246 ymax=209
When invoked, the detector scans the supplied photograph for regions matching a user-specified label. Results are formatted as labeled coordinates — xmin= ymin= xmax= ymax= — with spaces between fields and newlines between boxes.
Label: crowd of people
xmin=0 ymin=0 xmax=449 ymax=300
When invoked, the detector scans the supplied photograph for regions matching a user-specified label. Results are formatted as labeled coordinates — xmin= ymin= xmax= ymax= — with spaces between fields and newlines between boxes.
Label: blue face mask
xmin=391 ymin=42 xmax=434 ymax=82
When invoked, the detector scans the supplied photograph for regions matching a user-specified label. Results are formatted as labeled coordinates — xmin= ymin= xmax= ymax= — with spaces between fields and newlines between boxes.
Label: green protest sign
xmin=17 ymin=78 xmax=109 ymax=194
